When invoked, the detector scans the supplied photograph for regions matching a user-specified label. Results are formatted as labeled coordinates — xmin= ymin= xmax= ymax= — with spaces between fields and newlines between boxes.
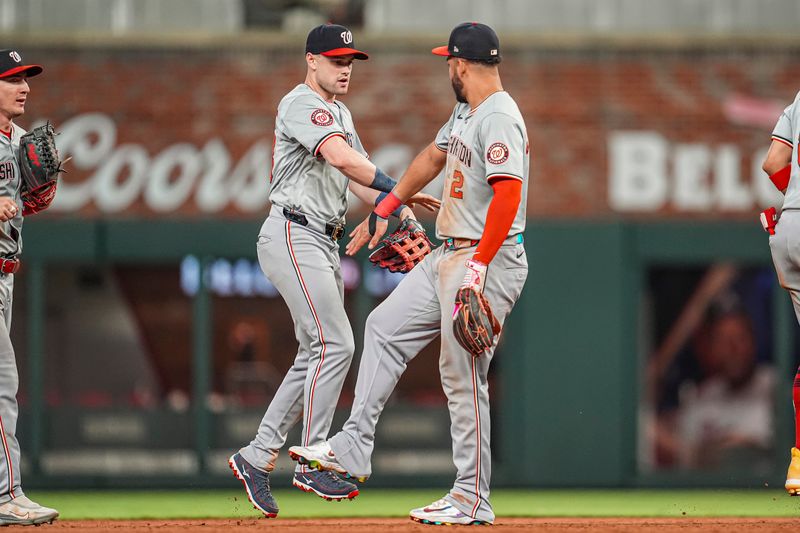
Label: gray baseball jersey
xmin=269 ymin=83 xmax=367 ymax=223
xmin=325 ymin=90 xmax=530 ymax=523
xmin=0 ymin=126 xmax=25 ymax=256
xmin=0 ymin=125 xmax=25 ymax=504
xmin=434 ymin=91 xmax=528 ymax=240
xmin=772 ymin=93 xmax=800 ymax=210
xmin=239 ymin=85 xmax=364 ymax=475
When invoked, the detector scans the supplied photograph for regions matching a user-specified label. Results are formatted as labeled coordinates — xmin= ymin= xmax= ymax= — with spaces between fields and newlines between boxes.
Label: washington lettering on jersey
xmin=447 ymin=136 xmax=473 ymax=168
xmin=434 ymin=91 xmax=529 ymax=241
xmin=0 ymin=124 xmax=27 ymax=255
xmin=0 ymin=161 xmax=13 ymax=181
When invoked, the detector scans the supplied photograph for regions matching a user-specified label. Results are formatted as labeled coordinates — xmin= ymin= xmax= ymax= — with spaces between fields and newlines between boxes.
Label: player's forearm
xmin=762 ymin=140 xmax=793 ymax=193
xmin=392 ymin=143 xmax=447 ymax=201
xmin=767 ymin=165 xmax=791 ymax=194
xmin=335 ymin=152 xmax=379 ymax=187
xmin=348 ymin=181 xmax=381 ymax=205
xmin=350 ymin=180 xmax=409 ymax=219
xmin=319 ymin=136 xmax=380 ymax=187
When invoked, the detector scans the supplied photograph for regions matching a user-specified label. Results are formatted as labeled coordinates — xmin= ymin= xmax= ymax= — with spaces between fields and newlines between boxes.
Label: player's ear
xmin=306 ymin=52 xmax=317 ymax=70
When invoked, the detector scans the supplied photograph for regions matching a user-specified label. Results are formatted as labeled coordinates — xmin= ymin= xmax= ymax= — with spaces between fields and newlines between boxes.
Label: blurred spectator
xmin=660 ymin=297 xmax=774 ymax=471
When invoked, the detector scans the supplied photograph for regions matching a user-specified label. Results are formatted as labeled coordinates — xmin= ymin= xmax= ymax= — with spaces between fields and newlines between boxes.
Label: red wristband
xmin=375 ymin=192 xmax=402 ymax=219
xmin=769 ymin=165 xmax=791 ymax=192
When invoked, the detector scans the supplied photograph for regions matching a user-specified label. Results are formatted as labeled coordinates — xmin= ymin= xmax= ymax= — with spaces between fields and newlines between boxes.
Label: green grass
xmin=22 ymin=489 xmax=800 ymax=520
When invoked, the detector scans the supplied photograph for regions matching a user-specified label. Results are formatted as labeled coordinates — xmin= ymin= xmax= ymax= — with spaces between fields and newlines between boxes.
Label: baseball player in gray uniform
xmin=762 ymin=91 xmax=800 ymax=496
xmin=289 ymin=23 xmax=528 ymax=526
xmin=0 ymin=49 xmax=59 ymax=526
xmin=228 ymin=25 xmax=439 ymax=517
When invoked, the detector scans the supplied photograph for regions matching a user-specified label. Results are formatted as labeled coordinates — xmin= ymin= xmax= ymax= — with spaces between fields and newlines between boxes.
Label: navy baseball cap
xmin=306 ymin=24 xmax=368 ymax=60
xmin=0 ymin=49 xmax=42 ymax=79
xmin=432 ymin=22 xmax=500 ymax=61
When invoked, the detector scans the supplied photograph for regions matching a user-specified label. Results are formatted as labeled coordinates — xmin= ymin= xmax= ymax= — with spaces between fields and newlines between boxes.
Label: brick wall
xmin=15 ymin=41 xmax=800 ymax=219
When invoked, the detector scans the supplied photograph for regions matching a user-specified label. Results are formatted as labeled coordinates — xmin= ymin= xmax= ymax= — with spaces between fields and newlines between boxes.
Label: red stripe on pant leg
xmin=285 ymin=222 xmax=327 ymax=447
xmin=470 ymin=358 xmax=481 ymax=519
xmin=793 ymin=367 xmax=800 ymax=449
xmin=0 ymin=414 xmax=15 ymax=499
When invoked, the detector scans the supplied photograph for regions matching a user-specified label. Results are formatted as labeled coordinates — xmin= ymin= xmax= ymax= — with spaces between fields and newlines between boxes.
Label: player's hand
xmin=346 ymin=214 xmax=388 ymax=256
xmin=461 ymin=259 xmax=487 ymax=292
xmin=399 ymin=206 xmax=416 ymax=221
xmin=0 ymin=197 xmax=19 ymax=222
xmin=406 ymin=192 xmax=441 ymax=212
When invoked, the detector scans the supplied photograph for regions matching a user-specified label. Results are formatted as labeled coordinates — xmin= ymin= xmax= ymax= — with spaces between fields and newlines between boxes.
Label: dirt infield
xmin=41 ymin=517 xmax=800 ymax=531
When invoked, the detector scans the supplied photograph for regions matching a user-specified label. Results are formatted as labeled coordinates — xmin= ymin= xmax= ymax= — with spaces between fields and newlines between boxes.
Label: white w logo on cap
xmin=340 ymin=31 xmax=353 ymax=44
xmin=9 ymin=51 xmax=21 ymax=63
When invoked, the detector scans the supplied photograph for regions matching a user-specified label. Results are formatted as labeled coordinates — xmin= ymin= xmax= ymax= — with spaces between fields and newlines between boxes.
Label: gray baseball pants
xmin=0 ymin=273 xmax=22 ymax=504
xmin=328 ymin=239 xmax=527 ymax=524
xmin=240 ymin=208 xmax=354 ymax=473
xmin=771 ymin=210 xmax=800 ymax=321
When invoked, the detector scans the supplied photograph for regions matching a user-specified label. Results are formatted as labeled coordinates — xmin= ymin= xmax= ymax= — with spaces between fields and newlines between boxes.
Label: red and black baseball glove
xmin=368 ymin=218 xmax=432 ymax=273
xmin=18 ymin=123 xmax=64 ymax=216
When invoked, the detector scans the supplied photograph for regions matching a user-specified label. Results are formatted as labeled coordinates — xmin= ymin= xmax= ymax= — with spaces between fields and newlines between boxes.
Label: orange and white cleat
xmin=786 ymin=447 xmax=800 ymax=496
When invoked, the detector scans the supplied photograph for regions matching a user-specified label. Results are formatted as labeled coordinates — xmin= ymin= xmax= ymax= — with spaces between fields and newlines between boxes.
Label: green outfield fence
xmin=15 ymin=218 xmax=794 ymax=490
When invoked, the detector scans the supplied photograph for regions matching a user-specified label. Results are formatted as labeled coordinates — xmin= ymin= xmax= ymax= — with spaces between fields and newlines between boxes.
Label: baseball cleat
xmin=409 ymin=497 xmax=490 ymax=526
xmin=786 ymin=447 xmax=800 ymax=496
xmin=228 ymin=453 xmax=279 ymax=518
xmin=0 ymin=495 xmax=59 ymax=526
xmin=288 ymin=442 xmax=368 ymax=482
xmin=292 ymin=470 xmax=359 ymax=501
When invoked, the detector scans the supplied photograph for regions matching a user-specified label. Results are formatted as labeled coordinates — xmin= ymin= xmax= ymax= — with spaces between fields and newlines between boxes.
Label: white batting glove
xmin=461 ymin=259 xmax=487 ymax=293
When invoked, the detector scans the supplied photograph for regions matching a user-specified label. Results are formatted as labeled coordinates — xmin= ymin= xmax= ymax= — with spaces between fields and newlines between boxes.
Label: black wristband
xmin=368 ymin=211 xmax=387 ymax=235
xmin=375 ymin=192 xmax=407 ymax=218
xmin=370 ymin=168 xmax=397 ymax=193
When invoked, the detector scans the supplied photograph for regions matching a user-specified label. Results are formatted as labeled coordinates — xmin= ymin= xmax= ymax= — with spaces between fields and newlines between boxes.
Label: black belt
xmin=282 ymin=208 xmax=345 ymax=242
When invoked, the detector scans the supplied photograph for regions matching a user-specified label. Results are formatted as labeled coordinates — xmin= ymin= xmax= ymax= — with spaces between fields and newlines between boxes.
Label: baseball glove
xmin=452 ymin=287 xmax=501 ymax=357
xmin=22 ymin=180 xmax=57 ymax=216
xmin=18 ymin=122 xmax=64 ymax=192
xmin=368 ymin=218 xmax=432 ymax=273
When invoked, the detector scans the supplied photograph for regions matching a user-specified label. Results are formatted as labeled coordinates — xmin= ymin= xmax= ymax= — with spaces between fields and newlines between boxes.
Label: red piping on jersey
xmin=284 ymin=221 xmax=327 ymax=450
xmin=772 ymin=135 xmax=793 ymax=149
xmin=269 ymin=136 xmax=276 ymax=183
xmin=472 ymin=178 xmax=522 ymax=265
xmin=314 ymin=132 xmax=346 ymax=158
xmin=470 ymin=357 xmax=482 ymax=519
xmin=0 ymin=414 xmax=15 ymax=499
xmin=0 ymin=129 xmax=10 ymax=140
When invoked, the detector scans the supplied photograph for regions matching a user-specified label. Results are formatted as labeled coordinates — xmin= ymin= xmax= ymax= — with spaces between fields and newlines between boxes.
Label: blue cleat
xmin=292 ymin=469 xmax=359 ymax=501
xmin=288 ymin=441 xmax=368 ymax=482
xmin=228 ymin=453 xmax=279 ymax=518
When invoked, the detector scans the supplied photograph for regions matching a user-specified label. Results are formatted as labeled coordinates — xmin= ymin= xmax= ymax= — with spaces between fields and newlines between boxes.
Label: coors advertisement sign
xmin=25 ymin=45 xmax=800 ymax=219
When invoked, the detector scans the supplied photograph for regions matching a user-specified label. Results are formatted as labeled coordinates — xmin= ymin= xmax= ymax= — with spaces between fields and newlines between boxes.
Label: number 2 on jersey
xmin=449 ymin=169 xmax=464 ymax=199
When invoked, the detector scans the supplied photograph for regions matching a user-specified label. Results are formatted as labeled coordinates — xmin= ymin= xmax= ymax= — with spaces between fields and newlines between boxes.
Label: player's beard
xmin=451 ymin=72 xmax=467 ymax=103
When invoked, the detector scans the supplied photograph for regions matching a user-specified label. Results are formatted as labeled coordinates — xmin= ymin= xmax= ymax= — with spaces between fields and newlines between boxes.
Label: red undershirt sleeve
xmin=472 ymin=178 xmax=522 ymax=264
